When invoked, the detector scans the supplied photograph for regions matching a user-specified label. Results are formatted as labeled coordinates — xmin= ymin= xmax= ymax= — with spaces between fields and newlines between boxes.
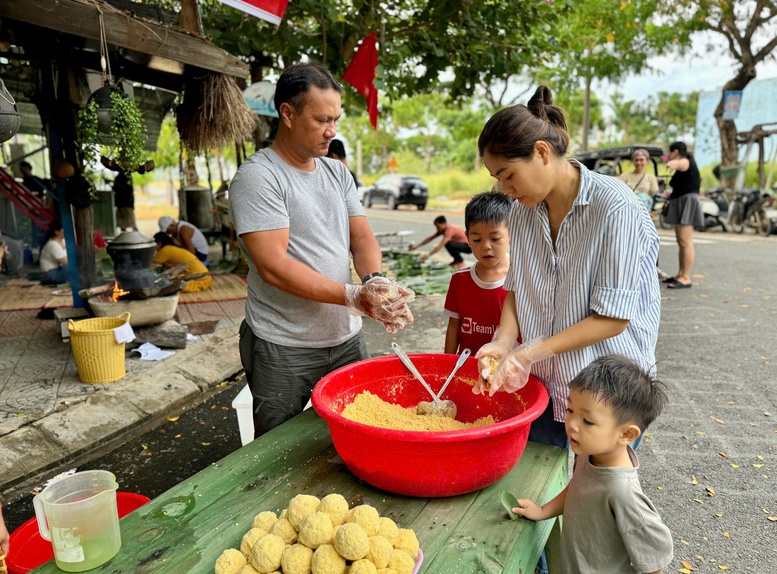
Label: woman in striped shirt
xmin=474 ymin=85 xmax=661 ymax=448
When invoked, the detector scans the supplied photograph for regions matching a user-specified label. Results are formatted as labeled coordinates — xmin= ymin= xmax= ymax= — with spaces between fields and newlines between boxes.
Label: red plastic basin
xmin=312 ymin=354 xmax=548 ymax=497
xmin=6 ymin=491 xmax=150 ymax=574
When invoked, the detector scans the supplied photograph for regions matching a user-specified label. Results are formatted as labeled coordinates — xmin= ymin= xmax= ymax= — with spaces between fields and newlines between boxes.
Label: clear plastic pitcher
xmin=33 ymin=470 xmax=121 ymax=572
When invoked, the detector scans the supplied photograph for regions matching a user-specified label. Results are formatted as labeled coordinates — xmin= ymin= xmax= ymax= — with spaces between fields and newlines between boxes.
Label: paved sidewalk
xmin=0 ymin=297 xmax=246 ymax=498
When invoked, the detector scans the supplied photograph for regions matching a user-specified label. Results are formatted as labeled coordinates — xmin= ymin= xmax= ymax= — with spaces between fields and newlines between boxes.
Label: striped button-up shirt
xmin=504 ymin=160 xmax=661 ymax=421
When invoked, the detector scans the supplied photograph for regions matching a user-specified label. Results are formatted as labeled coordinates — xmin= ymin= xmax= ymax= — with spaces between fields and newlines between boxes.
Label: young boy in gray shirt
xmin=512 ymin=355 xmax=673 ymax=574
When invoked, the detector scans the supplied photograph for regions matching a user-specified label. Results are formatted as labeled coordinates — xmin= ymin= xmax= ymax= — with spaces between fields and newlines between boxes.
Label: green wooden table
xmin=33 ymin=409 xmax=567 ymax=574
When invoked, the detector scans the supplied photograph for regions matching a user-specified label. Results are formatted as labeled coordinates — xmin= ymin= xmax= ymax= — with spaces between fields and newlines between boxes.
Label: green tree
xmin=606 ymin=91 xmax=698 ymax=148
xmin=671 ymin=0 xmax=777 ymax=191
xmin=542 ymin=0 xmax=695 ymax=149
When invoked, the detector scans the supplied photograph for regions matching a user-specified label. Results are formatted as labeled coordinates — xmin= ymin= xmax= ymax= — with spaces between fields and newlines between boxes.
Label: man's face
xmin=283 ymin=86 xmax=341 ymax=160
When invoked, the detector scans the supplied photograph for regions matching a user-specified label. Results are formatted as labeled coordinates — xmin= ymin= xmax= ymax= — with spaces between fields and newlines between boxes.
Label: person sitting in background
xmin=326 ymin=139 xmax=360 ymax=189
xmin=0 ymin=230 xmax=10 ymax=288
xmin=19 ymin=161 xmax=49 ymax=199
xmin=409 ymin=215 xmax=471 ymax=269
xmin=39 ymin=220 xmax=68 ymax=285
xmin=158 ymin=216 xmax=209 ymax=262
xmin=152 ymin=232 xmax=212 ymax=292
xmin=618 ymin=148 xmax=658 ymax=213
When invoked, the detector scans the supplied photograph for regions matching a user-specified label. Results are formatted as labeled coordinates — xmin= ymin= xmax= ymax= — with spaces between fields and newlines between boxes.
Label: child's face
xmin=565 ymin=388 xmax=635 ymax=462
xmin=466 ymin=221 xmax=509 ymax=268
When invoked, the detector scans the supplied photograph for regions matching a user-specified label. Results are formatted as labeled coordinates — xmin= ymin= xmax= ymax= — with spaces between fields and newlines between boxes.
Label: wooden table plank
xmin=32 ymin=410 xmax=568 ymax=574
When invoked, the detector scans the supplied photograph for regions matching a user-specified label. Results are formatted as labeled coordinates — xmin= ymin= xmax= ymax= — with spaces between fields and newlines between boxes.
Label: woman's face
xmin=631 ymin=154 xmax=648 ymax=173
xmin=482 ymin=148 xmax=551 ymax=208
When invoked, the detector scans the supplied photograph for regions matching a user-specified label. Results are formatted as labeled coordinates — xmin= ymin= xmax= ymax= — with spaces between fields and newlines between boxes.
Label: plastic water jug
xmin=32 ymin=470 xmax=121 ymax=572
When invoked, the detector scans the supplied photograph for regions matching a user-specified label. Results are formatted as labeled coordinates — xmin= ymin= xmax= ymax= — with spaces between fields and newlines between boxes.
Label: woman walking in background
xmin=663 ymin=141 xmax=702 ymax=289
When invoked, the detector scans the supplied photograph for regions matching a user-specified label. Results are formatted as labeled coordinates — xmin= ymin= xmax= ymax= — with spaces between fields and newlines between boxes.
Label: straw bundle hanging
xmin=177 ymin=71 xmax=257 ymax=153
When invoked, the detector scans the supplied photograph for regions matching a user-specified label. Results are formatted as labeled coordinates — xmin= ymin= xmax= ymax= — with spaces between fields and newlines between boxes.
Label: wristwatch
xmin=362 ymin=272 xmax=385 ymax=284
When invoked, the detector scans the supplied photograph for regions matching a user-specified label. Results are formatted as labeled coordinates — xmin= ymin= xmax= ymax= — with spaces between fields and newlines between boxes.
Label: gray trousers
xmin=238 ymin=320 xmax=367 ymax=438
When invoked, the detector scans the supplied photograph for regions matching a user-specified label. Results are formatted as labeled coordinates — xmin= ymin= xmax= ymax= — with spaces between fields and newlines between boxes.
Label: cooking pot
xmin=107 ymin=230 xmax=157 ymax=290
xmin=0 ymin=78 xmax=21 ymax=144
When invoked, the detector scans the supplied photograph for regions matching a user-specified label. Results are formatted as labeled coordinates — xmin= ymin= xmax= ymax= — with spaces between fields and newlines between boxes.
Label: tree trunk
xmin=75 ymin=206 xmax=96 ymax=288
xmin=178 ymin=0 xmax=201 ymax=36
xmin=581 ymin=76 xmax=591 ymax=152
xmin=713 ymin=65 xmax=757 ymax=198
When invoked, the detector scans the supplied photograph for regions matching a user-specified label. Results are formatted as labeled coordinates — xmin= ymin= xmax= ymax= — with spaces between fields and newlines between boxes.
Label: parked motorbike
xmin=653 ymin=191 xmax=672 ymax=230
xmin=697 ymin=187 xmax=728 ymax=232
xmin=728 ymin=188 xmax=772 ymax=236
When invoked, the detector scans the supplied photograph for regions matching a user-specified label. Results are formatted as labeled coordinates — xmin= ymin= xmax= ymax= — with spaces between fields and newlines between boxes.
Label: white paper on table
xmin=132 ymin=342 xmax=175 ymax=361
xmin=113 ymin=322 xmax=135 ymax=344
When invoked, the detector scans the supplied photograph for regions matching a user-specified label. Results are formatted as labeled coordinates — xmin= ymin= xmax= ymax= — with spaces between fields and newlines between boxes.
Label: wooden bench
xmin=33 ymin=409 xmax=567 ymax=573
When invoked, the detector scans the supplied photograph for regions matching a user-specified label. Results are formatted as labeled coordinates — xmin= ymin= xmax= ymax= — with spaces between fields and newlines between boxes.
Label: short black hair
xmin=433 ymin=216 xmax=446 ymax=225
xmin=327 ymin=139 xmax=346 ymax=159
xmin=20 ymin=161 xmax=32 ymax=170
xmin=465 ymin=191 xmax=512 ymax=232
xmin=668 ymin=141 xmax=689 ymax=157
xmin=274 ymin=63 xmax=342 ymax=113
xmin=569 ymin=355 xmax=668 ymax=432
xmin=153 ymin=232 xmax=174 ymax=247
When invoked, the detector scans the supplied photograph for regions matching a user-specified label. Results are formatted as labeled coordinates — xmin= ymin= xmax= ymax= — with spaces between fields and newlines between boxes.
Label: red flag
xmin=217 ymin=0 xmax=289 ymax=25
xmin=343 ymin=33 xmax=379 ymax=129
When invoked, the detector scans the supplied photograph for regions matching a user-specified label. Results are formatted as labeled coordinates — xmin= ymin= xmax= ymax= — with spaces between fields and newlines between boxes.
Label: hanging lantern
xmin=0 ymin=78 xmax=21 ymax=143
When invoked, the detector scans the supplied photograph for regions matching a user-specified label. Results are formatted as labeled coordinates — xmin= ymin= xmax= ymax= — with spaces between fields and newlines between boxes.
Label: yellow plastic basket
xmin=68 ymin=312 xmax=131 ymax=384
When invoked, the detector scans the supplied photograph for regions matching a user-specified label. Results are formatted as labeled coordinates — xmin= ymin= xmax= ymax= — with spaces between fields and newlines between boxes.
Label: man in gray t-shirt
xmin=229 ymin=63 xmax=413 ymax=438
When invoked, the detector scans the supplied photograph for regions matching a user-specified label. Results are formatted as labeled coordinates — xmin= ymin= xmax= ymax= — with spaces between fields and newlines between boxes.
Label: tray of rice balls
xmin=214 ymin=493 xmax=422 ymax=574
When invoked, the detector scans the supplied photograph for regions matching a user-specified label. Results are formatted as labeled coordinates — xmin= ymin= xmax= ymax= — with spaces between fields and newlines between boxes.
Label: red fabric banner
xmin=217 ymin=0 xmax=289 ymax=25
xmin=343 ymin=33 xmax=379 ymax=129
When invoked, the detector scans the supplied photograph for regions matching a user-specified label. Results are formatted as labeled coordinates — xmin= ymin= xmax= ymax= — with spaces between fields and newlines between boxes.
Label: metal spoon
xmin=391 ymin=342 xmax=440 ymax=405
xmin=436 ymin=348 xmax=471 ymax=400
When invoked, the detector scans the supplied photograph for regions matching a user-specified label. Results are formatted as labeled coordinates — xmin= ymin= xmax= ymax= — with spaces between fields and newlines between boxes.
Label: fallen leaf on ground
xmin=723 ymin=532 xmax=730 ymax=538
xmin=166 ymin=415 xmax=179 ymax=422
xmin=768 ymin=516 xmax=777 ymax=522
xmin=718 ymin=452 xmax=728 ymax=457
xmin=711 ymin=417 xmax=726 ymax=424
xmin=706 ymin=487 xmax=715 ymax=496
xmin=202 ymin=442 xmax=211 ymax=446
xmin=682 ymin=560 xmax=694 ymax=570
xmin=757 ymin=455 xmax=764 ymax=460
xmin=691 ymin=475 xmax=698 ymax=485
xmin=740 ymin=304 xmax=750 ymax=308
xmin=730 ymin=463 xmax=740 ymax=469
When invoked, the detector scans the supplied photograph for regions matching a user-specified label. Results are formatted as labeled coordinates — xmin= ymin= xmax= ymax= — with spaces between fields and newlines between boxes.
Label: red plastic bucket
xmin=6 ymin=492 xmax=150 ymax=574
xmin=312 ymin=353 xmax=548 ymax=497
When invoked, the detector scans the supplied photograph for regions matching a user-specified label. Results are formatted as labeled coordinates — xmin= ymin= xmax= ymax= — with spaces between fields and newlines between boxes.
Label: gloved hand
xmin=344 ymin=277 xmax=415 ymax=333
xmin=484 ymin=338 xmax=554 ymax=396
xmin=473 ymin=327 xmax=515 ymax=395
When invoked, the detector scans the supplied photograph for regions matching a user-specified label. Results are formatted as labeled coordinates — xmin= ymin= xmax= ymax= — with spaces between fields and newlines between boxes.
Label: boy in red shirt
xmin=443 ymin=192 xmax=514 ymax=354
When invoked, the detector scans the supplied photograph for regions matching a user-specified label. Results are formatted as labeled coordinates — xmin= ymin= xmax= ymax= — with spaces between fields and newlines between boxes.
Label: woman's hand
xmin=473 ymin=328 xmax=515 ymax=394
xmin=486 ymin=338 xmax=555 ymax=396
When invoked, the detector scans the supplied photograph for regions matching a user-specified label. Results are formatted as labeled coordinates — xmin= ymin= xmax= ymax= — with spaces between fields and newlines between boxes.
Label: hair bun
xmin=527 ymin=85 xmax=554 ymax=121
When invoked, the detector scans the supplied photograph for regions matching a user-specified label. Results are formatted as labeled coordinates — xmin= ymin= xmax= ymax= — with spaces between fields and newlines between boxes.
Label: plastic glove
xmin=473 ymin=327 xmax=515 ymax=395
xmin=486 ymin=338 xmax=555 ymax=396
xmin=344 ymin=277 xmax=415 ymax=333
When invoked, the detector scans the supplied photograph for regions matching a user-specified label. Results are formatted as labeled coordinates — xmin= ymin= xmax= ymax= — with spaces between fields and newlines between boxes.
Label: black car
xmin=574 ymin=144 xmax=666 ymax=177
xmin=362 ymin=174 xmax=428 ymax=210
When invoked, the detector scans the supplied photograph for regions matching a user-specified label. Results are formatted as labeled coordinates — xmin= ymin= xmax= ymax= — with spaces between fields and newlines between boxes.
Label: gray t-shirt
xmin=561 ymin=447 xmax=673 ymax=573
xmin=229 ymin=148 xmax=365 ymax=347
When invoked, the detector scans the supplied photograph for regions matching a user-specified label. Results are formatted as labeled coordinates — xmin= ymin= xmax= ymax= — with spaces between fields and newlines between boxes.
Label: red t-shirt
xmin=444 ymin=266 xmax=509 ymax=354
xmin=442 ymin=224 xmax=468 ymax=244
